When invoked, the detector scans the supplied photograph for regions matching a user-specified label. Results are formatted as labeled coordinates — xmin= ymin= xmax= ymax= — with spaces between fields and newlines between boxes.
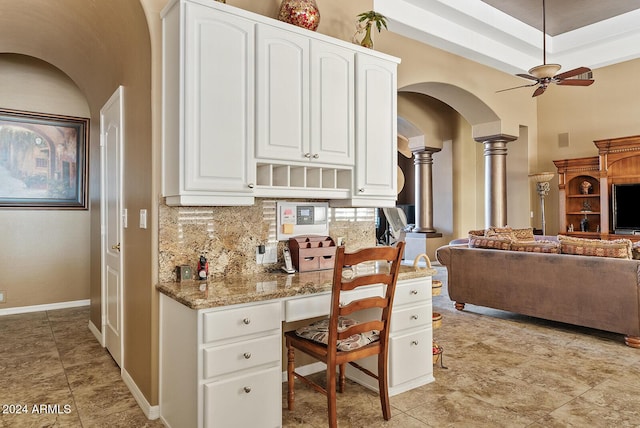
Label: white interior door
xmin=101 ymin=86 xmax=124 ymax=367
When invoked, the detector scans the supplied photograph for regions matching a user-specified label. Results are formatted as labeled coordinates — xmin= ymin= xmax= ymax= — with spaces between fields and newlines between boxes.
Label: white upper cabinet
xmin=256 ymin=26 xmax=354 ymax=166
xmin=255 ymin=25 xmax=310 ymax=163
xmin=332 ymin=53 xmax=398 ymax=207
xmin=162 ymin=0 xmax=399 ymax=206
xmin=162 ymin=1 xmax=256 ymax=206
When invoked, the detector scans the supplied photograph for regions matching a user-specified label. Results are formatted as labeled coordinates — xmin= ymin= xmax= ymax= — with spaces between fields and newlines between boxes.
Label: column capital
xmin=409 ymin=144 xmax=442 ymax=155
xmin=473 ymin=134 xmax=517 ymax=144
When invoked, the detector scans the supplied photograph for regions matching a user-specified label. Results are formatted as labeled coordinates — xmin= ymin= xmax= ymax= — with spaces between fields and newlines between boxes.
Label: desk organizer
xmin=288 ymin=235 xmax=337 ymax=272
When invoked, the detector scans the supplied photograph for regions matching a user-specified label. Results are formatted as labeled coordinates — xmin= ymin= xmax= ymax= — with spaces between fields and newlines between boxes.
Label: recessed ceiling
xmin=374 ymin=0 xmax=640 ymax=75
xmin=482 ymin=0 xmax=640 ymax=36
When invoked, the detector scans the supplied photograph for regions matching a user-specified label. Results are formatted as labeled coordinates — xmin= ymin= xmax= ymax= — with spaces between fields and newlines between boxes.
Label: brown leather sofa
xmin=436 ymin=244 xmax=640 ymax=347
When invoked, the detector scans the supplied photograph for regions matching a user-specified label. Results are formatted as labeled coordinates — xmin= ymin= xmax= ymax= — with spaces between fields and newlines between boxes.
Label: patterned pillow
xmin=511 ymin=240 xmax=560 ymax=253
xmin=295 ymin=317 xmax=379 ymax=351
xmin=468 ymin=235 xmax=511 ymax=250
xmin=468 ymin=229 xmax=486 ymax=237
xmin=558 ymin=235 xmax=632 ymax=259
xmin=511 ymin=227 xmax=535 ymax=242
xmin=485 ymin=227 xmax=514 ymax=240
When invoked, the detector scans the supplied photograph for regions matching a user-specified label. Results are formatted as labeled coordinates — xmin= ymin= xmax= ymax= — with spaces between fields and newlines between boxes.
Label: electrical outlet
xmin=256 ymin=243 xmax=278 ymax=265
xmin=0 ymin=290 xmax=5 ymax=303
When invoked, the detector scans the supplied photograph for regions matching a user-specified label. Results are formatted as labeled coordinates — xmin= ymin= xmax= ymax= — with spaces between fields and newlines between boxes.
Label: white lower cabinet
xmin=345 ymin=277 xmax=434 ymax=395
xmin=160 ymin=295 xmax=282 ymax=428
xmin=159 ymin=277 xmax=432 ymax=427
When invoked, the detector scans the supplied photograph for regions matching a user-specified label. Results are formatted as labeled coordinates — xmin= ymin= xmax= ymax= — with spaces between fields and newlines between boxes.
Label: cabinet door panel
xmin=355 ymin=54 xmax=397 ymax=198
xmin=389 ymin=329 xmax=431 ymax=387
xmin=311 ymin=40 xmax=354 ymax=165
xmin=203 ymin=366 xmax=281 ymax=427
xmin=184 ymin=4 xmax=255 ymax=192
xmin=256 ymin=25 xmax=309 ymax=162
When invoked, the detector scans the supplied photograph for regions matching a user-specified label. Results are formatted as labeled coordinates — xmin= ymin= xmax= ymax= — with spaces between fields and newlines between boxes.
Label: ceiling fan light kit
xmin=498 ymin=0 xmax=595 ymax=97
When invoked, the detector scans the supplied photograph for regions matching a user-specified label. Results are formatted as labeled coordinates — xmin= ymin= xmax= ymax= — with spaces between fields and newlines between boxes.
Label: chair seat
xmin=295 ymin=317 xmax=380 ymax=352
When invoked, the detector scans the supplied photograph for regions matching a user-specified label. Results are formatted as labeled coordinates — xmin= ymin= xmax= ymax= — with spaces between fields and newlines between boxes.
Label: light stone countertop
xmin=156 ymin=264 xmax=436 ymax=310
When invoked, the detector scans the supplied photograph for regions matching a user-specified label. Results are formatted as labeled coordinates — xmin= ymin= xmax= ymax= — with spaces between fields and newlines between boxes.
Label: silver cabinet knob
xmin=410 ymin=290 xmax=419 ymax=295
xmin=248 ymin=183 xmax=255 ymax=189
xmin=358 ymin=188 xmax=365 ymax=193
xmin=312 ymin=153 xmax=319 ymax=159
xmin=243 ymin=386 xmax=252 ymax=393
xmin=243 ymin=352 xmax=252 ymax=359
xmin=411 ymin=340 xmax=419 ymax=346
xmin=411 ymin=315 xmax=419 ymax=320
xmin=243 ymin=318 xmax=251 ymax=325
xmin=304 ymin=153 xmax=311 ymax=158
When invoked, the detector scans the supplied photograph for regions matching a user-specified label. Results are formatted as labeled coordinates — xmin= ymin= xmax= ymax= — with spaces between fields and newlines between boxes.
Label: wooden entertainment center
xmin=554 ymin=135 xmax=640 ymax=241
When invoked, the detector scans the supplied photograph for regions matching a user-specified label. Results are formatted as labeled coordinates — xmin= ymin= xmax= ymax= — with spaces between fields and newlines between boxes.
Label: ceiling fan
xmin=498 ymin=0 xmax=595 ymax=97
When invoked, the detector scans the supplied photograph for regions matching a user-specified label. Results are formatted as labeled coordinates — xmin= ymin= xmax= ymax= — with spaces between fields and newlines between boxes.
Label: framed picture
xmin=0 ymin=108 xmax=89 ymax=209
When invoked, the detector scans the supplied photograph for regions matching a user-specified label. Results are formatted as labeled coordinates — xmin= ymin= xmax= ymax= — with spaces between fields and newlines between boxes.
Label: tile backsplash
xmin=158 ymin=199 xmax=377 ymax=283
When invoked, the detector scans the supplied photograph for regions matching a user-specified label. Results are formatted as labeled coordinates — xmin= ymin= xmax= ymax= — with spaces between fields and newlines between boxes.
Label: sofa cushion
xmin=485 ymin=227 xmax=514 ymax=240
xmin=468 ymin=235 xmax=511 ymax=250
xmin=511 ymin=227 xmax=536 ymax=242
xmin=511 ymin=240 xmax=560 ymax=253
xmin=558 ymin=235 xmax=632 ymax=259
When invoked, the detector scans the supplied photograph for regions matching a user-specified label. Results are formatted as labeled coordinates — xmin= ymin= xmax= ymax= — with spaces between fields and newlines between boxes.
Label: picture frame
xmin=0 ymin=108 xmax=89 ymax=209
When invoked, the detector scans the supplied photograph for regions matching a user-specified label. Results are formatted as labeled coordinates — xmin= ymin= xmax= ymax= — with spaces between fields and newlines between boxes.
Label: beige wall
xmin=0 ymin=55 xmax=91 ymax=308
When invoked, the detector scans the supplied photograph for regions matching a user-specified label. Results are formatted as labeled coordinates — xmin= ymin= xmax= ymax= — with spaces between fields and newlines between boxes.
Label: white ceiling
xmin=374 ymin=0 xmax=640 ymax=75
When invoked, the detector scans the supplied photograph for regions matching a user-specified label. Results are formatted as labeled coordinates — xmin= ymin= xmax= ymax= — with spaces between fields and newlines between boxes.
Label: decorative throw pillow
xmin=511 ymin=240 xmax=560 ymax=253
xmin=468 ymin=235 xmax=511 ymax=250
xmin=485 ymin=227 xmax=514 ymax=240
xmin=468 ymin=229 xmax=486 ymax=237
xmin=511 ymin=227 xmax=536 ymax=242
xmin=558 ymin=235 xmax=632 ymax=259
xmin=295 ymin=317 xmax=379 ymax=351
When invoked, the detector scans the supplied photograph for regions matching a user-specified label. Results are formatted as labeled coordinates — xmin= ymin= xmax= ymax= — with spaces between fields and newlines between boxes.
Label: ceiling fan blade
xmin=532 ymin=86 xmax=547 ymax=97
xmin=496 ymin=82 xmax=538 ymax=93
xmin=516 ymin=73 xmax=539 ymax=81
xmin=557 ymin=79 xmax=595 ymax=86
xmin=555 ymin=66 xmax=591 ymax=80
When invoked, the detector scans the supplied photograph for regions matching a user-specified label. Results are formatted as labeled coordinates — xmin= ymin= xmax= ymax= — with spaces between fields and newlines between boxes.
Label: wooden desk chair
xmin=284 ymin=242 xmax=405 ymax=427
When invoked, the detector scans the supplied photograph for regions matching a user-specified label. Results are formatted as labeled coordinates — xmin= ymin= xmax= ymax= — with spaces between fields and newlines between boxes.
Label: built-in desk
xmin=157 ymin=265 xmax=435 ymax=428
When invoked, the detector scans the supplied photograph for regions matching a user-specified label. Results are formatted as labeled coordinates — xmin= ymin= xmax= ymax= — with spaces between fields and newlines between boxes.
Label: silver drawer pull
xmin=243 ymin=352 xmax=252 ymax=359
xmin=411 ymin=340 xmax=419 ymax=346
xmin=243 ymin=318 xmax=251 ymax=325
xmin=358 ymin=188 xmax=365 ymax=193
xmin=312 ymin=153 xmax=319 ymax=159
xmin=304 ymin=153 xmax=311 ymax=158
xmin=411 ymin=315 xmax=419 ymax=320
xmin=410 ymin=290 xmax=419 ymax=295
xmin=243 ymin=386 xmax=252 ymax=393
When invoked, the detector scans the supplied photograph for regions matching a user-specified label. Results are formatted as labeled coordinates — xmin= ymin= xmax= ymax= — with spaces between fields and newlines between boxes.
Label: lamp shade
xmin=529 ymin=172 xmax=554 ymax=183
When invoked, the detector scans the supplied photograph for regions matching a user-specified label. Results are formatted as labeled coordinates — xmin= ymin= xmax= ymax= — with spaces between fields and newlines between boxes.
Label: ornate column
xmin=411 ymin=147 xmax=441 ymax=233
xmin=475 ymin=135 xmax=517 ymax=228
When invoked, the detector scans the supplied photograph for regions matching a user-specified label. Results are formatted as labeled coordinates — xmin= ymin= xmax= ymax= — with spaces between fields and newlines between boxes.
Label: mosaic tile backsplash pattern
xmin=158 ymin=199 xmax=376 ymax=283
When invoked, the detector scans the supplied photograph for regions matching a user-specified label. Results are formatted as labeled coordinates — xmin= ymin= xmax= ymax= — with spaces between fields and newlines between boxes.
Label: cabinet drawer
xmin=390 ymin=303 xmax=431 ymax=333
xmin=394 ymin=278 xmax=431 ymax=307
xmin=203 ymin=334 xmax=280 ymax=379
xmin=203 ymin=366 xmax=281 ymax=428
xmin=389 ymin=329 xmax=431 ymax=386
xmin=202 ymin=302 xmax=281 ymax=344
xmin=284 ymin=284 xmax=383 ymax=322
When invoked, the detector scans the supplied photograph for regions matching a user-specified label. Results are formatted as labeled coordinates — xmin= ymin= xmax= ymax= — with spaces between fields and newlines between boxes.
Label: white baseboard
xmin=88 ymin=320 xmax=104 ymax=346
xmin=122 ymin=369 xmax=160 ymax=420
xmin=281 ymin=361 xmax=326 ymax=382
xmin=0 ymin=299 xmax=90 ymax=316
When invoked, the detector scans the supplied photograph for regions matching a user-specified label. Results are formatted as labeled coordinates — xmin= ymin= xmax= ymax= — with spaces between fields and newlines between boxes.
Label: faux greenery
xmin=357 ymin=11 xmax=388 ymax=32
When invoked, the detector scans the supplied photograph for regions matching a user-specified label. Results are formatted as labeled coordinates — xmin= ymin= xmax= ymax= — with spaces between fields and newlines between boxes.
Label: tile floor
xmin=0 ymin=306 xmax=163 ymax=428
xmin=2 ymin=265 xmax=640 ymax=427
xmin=281 ymin=265 xmax=640 ymax=427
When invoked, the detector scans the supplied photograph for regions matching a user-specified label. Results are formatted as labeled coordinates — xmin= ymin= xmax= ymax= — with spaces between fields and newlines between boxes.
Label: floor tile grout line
xmin=45 ymin=309 xmax=85 ymax=428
